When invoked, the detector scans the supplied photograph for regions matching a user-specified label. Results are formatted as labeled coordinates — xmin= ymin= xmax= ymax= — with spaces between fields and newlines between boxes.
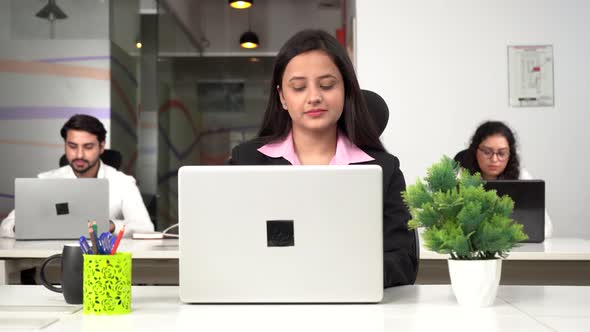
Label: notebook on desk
xmin=15 ymin=178 xmax=109 ymax=240
xmin=178 ymin=165 xmax=384 ymax=303
xmin=484 ymin=180 xmax=545 ymax=243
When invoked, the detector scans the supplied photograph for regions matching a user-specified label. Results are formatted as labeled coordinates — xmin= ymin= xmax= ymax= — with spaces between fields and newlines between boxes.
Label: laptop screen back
xmin=483 ymin=180 xmax=545 ymax=243
xmin=15 ymin=178 xmax=109 ymax=240
xmin=178 ymin=165 xmax=384 ymax=303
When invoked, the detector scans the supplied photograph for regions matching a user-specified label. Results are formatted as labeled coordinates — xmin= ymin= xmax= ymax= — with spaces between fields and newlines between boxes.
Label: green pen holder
xmin=83 ymin=252 xmax=132 ymax=315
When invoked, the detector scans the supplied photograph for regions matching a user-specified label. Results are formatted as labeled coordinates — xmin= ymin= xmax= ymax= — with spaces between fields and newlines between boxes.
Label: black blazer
xmin=229 ymin=138 xmax=418 ymax=288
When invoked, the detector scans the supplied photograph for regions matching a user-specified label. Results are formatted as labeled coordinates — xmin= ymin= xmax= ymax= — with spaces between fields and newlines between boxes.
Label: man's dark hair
xmin=60 ymin=114 xmax=107 ymax=143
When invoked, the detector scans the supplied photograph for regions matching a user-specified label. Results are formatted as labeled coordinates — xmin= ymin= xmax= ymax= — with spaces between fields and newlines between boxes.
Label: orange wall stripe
xmin=0 ymin=59 xmax=110 ymax=80
xmin=0 ymin=139 xmax=63 ymax=148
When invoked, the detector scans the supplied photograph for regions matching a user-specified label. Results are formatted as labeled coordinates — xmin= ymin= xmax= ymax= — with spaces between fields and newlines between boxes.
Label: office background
xmin=0 ymin=0 xmax=134 ymax=225
xmin=0 ymin=0 xmax=346 ymax=231
xmin=1 ymin=4 xmax=590 ymax=329
xmin=356 ymin=0 xmax=590 ymax=238
xmin=1 ymin=0 xmax=587 ymax=238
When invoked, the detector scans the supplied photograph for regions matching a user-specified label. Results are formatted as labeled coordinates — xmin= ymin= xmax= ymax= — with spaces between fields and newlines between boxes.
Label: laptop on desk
xmin=484 ymin=180 xmax=545 ymax=243
xmin=178 ymin=165 xmax=384 ymax=303
xmin=15 ymin=178 xmax=109 ymax=240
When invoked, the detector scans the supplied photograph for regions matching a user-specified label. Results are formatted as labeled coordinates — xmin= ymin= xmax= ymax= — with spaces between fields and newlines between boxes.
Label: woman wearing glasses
xmin=455 ymin=120 xmax=552 ymax=237
xmin=456 ymin=121 xmax=519 ymax=180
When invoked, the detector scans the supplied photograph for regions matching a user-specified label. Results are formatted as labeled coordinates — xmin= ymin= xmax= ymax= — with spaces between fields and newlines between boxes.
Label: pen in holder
xmin=83 ymin=252 xmax=132 ymax=315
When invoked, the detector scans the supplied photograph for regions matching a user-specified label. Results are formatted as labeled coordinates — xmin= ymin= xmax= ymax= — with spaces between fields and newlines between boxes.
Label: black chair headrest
xmin=454 ymin=149 xmax=468 ymax=165
xmin=59 ymin=149 xmax=123 ymax=170
xmin=362 ymin=89 xmax=389 ymax=135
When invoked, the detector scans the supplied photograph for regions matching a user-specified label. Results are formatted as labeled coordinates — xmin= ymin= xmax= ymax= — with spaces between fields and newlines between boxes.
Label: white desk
xmin=420 ymin=237 xmax=590 ymax=260
xmin=0 ymin=239 xmax=179 ymax=285
xmin=0 ymin=285 xmax=588 ymax=331
xmin=3 ymin=237 xmax=590 ymax=260
xmin=0 ymin=238 xmax=179 ymax=259
xmin=418 ymin=237 xmax=590 ymax=285
xmin=2 ymin=238 xmax=590 ymax=285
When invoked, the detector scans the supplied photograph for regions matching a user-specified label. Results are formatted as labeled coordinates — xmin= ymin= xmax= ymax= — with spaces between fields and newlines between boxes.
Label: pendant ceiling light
xmin=35 ymin=0 xmax=67 ymax=39
xmin=36 ymin=0 xmax=67 ymax=20
xmin=240 ymin=31 xmax=259 ymax=49
xmin=239 ymin=7 xmax=259 ymax=49
xmin=228 ymin=0 xmax=253 ymax=9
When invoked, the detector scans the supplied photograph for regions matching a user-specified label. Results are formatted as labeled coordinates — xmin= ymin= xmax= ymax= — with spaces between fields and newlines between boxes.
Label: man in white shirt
xmin=0 ymin=114 xmax=154 ymax=238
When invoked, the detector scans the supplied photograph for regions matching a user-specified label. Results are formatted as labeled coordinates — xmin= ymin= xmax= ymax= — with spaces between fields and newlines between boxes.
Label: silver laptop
xmin=178 ymin=165 xmax=383 ymax=303
xmin=15 ymin=178 xmax=109 ymax=240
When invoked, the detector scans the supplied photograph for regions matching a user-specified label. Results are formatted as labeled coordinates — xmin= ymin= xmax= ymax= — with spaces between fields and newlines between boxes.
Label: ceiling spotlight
xmin=229 ymin=0 xmax=253 ymax=9
xmin=135 ymin=41 xmax=143 ymax=49
xmin=240 ymin=31 xmax=259 ymax=49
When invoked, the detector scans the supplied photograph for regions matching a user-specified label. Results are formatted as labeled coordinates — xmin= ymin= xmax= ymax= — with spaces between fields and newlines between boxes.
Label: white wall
xmin=356 ymin=0 xmax=590 ymax=237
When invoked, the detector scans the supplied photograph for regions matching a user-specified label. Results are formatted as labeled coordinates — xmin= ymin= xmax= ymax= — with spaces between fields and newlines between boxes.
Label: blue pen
xmin=107 ymin=233 xmax=115 ymax=251
xmin=99 ymin=232 xmax=114 ymax=254
xmin=79 ymin=236 xmax=93 ymax=255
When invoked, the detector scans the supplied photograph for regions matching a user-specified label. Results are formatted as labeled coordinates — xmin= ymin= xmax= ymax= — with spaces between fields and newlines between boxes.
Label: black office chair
xmin=361 ymin=89 xmax=420 ymax=280
xmin=59 ymin=149 xmax=123 ymax=170
xmin=454 ymin=149 xmax=468 ymax=167
xmin=362 ymin=89 xmax=389 ymax=136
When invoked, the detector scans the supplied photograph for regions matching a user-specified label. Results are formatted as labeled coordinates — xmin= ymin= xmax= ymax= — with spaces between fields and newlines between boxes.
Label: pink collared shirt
xmin=257 ymin=131 xmax=374 ymax=165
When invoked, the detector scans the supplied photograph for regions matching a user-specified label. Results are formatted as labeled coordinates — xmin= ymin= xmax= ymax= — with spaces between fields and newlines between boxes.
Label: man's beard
xmin=69 ymin=158 xmax=99 ymax=175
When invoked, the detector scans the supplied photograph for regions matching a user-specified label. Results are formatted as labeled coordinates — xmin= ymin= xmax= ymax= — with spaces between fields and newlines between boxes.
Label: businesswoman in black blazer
xmin=228 ymin=29 xmax=418 ymax=288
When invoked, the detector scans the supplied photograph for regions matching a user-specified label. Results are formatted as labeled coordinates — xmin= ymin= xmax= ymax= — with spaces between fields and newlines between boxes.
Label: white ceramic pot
xmin=447 ymin=258 xmax=502 ymax=307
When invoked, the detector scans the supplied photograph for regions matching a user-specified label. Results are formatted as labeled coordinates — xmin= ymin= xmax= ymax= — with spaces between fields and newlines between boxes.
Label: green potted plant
xmin=403 ymin=156 xmax=528 ymax=307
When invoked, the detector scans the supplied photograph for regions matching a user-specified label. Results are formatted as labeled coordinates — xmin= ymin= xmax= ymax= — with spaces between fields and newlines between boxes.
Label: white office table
xmin=0 ymin=239 xmax=179 ymax=285
xmin=3 ymin=237 xmax=590 ymax=260
xmin=2 ymin=238 xmax=590 ymax=285
xmin=420 ymin=237 xmax=590 ymax=260
xmin=0 ymin=285 xmax=588 ymax=331
xmin=0 ymin=238 xmax=179 ymax=259
xmin=418 ymin=238 xmax=590 ymax=285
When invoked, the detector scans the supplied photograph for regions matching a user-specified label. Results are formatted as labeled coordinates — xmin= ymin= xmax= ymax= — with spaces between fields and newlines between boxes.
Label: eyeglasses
xmin=477 ymin=147 xmax=510 ymax=161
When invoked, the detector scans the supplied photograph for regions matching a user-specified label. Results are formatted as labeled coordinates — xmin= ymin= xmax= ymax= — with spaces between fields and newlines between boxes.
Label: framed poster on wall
xmin=508 ymin=45 xmax=554 ymax=107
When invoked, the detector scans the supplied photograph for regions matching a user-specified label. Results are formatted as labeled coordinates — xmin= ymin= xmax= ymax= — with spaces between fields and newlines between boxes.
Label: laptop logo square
xmin=266 ymin=220 xmax=294 ymax=247
xmin=55 ymin=202 xmax=70 ymax=215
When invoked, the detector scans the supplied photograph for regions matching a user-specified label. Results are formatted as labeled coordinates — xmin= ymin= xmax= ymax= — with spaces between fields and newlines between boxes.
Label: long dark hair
xmin=461 ymin=121 xmax=520 ymax=179
xmin=257 ymin=29 xmax=384 ymax=151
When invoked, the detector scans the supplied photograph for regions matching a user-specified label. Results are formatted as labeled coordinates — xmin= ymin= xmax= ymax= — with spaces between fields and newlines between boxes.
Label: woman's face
xmin=278 ymin=50 xmax=345 ymax=134
xmin=476 ymin=134 xmax=511 ymax=180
